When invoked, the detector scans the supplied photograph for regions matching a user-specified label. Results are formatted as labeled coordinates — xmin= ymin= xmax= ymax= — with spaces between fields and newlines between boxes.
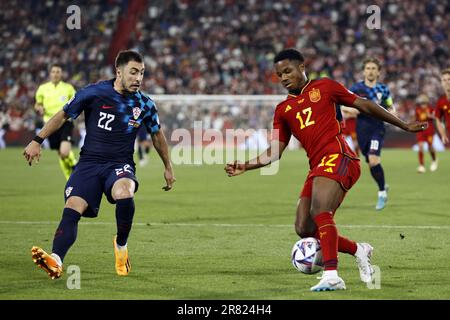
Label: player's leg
xmin=58 ymin=122 xmax=77 ymax=180
xmin=428 ymin=136 xmax=438 ymax=172
xmin=47 ymin=127 xmax=67 ymax=179
xmin=367 ymin=135 xmax=387 ymax=210
xmin=295 ymin=197 xmax=316 ymax=237
xmin=32 ymin=196 xmax=87 ymax=279
xmin=295 ymin=176 xmax=359 ymax=256
xmin=417 ymin=140 xmax=426 ymax=173
xmin=31 ymin=163 xmax=102 ymax=279
xmin=105 ymin=164 xmax=139 ymax=276
xmin=111 ymin=178 xmax=135 ymax=276
xmin=351 ymin=133 xmax=360 ymax=156
xmin=51 ymin=196 xmax=87 ymax=264
xmin=111 ymin=178 xmax=136 ymax=248
xmin=309 ymin=176 xmax=346 ymax=291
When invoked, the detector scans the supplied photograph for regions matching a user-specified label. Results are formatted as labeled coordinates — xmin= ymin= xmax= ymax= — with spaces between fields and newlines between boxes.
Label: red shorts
xmin=416 ymin=132 xmax=434 ymax=144
xmin=300 ymin=154 xmax=361 ymax=198
xmin=416 ymin=126 xmax=434 ymax=143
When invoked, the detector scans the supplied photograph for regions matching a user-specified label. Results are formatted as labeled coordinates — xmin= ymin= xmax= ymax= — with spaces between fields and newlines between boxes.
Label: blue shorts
xmin=64 ymin=161 xmax=139 ymax=218
xmin=137 ymin=126 xmax=149 ymax=142
xmin=357 ymin=131 xmax=384 ymax=162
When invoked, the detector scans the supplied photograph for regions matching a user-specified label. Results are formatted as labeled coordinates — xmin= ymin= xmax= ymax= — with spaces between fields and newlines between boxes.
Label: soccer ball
xmin=291 ymin=237 xmax=323 ymax=274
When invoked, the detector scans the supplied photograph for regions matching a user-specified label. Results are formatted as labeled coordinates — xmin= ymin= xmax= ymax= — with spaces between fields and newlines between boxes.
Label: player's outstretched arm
xmin=435 ymin=118 xmax=449 ymax=144
xmin=151 ymin=130 xmax=176 ymax=191
xmin=352 ymin=97 xmax=427 ymax=133
xmin=23 ymin=110 xmax=69 ymax=166
xmin=225 ymin=139 xmax=287 ymax=177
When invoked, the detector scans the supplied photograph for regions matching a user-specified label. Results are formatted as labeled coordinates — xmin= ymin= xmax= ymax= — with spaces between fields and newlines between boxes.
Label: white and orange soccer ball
xmin=291 ymin=237 xmax=323 ymax=274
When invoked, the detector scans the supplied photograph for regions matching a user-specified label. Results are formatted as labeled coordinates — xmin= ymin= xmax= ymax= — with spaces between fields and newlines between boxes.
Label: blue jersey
xmin=63 ymin=79 xmax=160 ymax=165
xmin=350 ymin=81 xmax=393 ymax=133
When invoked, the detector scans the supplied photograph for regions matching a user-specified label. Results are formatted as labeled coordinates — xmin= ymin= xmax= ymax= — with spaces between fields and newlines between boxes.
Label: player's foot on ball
xmin=417 ymin=165 xmax=426 ymax=173
xmin=430 ymin=160 xmax=438 ymax=172
xmin=113 ymin=236 xmax=131 ymax=276
xmin=31 ymin=246 xmax=63 ymax=279
xmin=310 ymin=275 xmax=346 ymax=292
xmin=355 ymin=243 xmax=374 ymax=283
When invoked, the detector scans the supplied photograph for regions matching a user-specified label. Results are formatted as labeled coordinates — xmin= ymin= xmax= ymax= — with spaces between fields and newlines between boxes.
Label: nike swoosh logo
xmin=101 ymin=105 xmax=114 ymax=109
xmin=329 ymin=281 xmax=340 ymax=287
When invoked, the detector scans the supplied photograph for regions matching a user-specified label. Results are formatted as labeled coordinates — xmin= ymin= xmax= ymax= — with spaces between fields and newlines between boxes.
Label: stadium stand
xmin=1 ymin=0 xmax=449 ymax=145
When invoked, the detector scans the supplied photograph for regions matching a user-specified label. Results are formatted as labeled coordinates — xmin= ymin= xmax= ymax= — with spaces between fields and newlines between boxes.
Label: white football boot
xmin=355 ymin=243 xmax=374 ymax=283
xmin=430 ymin=160 xmax=438 ymax=172
xmin=417 ymin=165 xmax=426 ymax=173
xmin=310 ymin=271 xmax=346 ymax=292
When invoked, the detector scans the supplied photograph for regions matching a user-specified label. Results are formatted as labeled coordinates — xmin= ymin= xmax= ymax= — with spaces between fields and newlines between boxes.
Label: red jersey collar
xmin=287 ymin=78 xmax=312 ymax=98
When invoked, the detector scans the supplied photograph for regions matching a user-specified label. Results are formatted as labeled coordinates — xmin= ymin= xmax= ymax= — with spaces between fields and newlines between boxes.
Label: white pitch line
xmin=0 ymin=220 xmax=449 ymax=230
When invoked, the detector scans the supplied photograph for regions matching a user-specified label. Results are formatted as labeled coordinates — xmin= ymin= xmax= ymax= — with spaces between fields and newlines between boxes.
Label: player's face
xmin=363 ymin=62 xmax=380 ymax=82
xmin=50 ymin=66 xmax=62 ymax=83
xmin=275 ymin=59 xmax=306 ymax=93
xmin=441 ymin=73 xmax=450 ymax=94
xmin=117 ymin=61 xmax=145 ymax=93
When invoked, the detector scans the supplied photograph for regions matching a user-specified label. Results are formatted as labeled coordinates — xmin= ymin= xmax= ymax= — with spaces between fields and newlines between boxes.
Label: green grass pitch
xmin=0 ymin=147 xmax=449 ymax=300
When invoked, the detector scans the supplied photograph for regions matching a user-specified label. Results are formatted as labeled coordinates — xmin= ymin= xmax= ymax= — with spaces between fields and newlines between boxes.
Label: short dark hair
xmin=363 ymin=57 xmax=382 ymax=70
xmin=50 ymin=63 xmax=63 ymax=70
xmin=273 ymin=49 xmax=305 ymax=64
xmin=115 ymin=50 xmax=143 ymax=68
xmin=441 ymin=68 xmax=450 ymax=76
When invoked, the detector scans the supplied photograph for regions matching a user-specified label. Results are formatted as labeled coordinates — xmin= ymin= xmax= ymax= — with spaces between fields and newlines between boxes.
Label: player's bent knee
xmin=112 ymin=179 xmax=135 ymax=200
xmin=64 ymin=196 xmax=87 ymax=214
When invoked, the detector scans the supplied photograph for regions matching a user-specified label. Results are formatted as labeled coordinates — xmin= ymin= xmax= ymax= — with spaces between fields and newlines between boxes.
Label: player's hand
xmin=224 ymin=161 xmax=246 ymax=177
xmin=162 ymin=167 xmax=176 ymax=191
xmin=441 ymin=134 xmax=449 ymax=144
xmin=23 ymin=141 xmax=41 ymax=166
xmin=404 ymin=121 xmax=428 ymax=133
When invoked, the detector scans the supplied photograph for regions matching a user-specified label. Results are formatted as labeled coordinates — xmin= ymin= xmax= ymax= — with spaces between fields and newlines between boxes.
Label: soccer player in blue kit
xmin=350 ymin=58 xmax=395 ymax=211
xmin=23 ymin=50 xmax=176 ymax=279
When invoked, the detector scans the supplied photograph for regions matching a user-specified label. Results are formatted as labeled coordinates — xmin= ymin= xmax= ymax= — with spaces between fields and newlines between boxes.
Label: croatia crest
xmin=376 ymin=92 xmax=383 ymax=102
xmin=132 ymin=107 xmax=141 ymax=120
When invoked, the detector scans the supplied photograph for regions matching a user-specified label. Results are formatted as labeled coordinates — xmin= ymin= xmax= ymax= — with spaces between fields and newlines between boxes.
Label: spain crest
xmin=132 ymin=107 xmax=141 ymax=120
xmin=309 ymin=88 xmax=321 ymax=103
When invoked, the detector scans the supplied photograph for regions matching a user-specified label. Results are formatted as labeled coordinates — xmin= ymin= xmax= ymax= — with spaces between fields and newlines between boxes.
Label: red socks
xmin=314 ymin=230 xmax=357 ymax=255
xmin=419 ymin=151 xmax=424 ymax=165
xmin=313 ymin=212 xmax=338 ymax=271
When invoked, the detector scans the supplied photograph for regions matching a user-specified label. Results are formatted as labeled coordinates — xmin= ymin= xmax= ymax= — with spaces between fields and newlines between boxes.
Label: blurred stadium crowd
xmin=0 ymin=0 xmax=449 ymax=146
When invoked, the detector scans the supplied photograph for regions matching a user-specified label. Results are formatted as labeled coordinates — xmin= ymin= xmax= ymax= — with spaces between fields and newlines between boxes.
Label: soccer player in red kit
xmin=225 ymin=49 xmax=426 ymax=291
xmin=435 ymin=68 xmax=450 ymax=145
xmin=414 ymin=94 xmax=438 ymax=173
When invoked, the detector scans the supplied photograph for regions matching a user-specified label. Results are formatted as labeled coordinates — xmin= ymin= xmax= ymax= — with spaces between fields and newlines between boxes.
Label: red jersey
xmin=435 ymin=95 xmax=450 ymax=132
xmin=415 ymin=105 xmax=435 ymax=136
xmin=273 ymin=78 xmax=358 ymax=168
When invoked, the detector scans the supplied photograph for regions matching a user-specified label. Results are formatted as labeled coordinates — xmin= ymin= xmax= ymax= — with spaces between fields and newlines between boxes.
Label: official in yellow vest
xmin=35 ymin=64 xmax=77 ymax=180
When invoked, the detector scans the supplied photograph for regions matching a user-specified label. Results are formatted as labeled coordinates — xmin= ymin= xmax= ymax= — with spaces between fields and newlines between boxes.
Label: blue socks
xmin=370 ymin=164 xmax=386 ymax=191
xmin=52 ymin=208 xmax=81 ymax=262
xmin=115 ymin=198 xmax=135 ymax=246
xmin=51 ymin=198 xmax=135 ymax=261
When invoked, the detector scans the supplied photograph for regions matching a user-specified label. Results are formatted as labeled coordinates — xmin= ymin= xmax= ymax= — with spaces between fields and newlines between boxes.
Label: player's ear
xmin=298 ymin=63 xmax=305 ymax=73
xmin=115 ymin=66 xmax=122 ymax=79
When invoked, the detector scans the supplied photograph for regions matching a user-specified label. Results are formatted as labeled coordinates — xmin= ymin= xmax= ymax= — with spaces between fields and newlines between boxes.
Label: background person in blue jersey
xmin=349 ymin=58 xmax=395 ymax=211
xmin=23 ymin=50 xmax=176 ymax=279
